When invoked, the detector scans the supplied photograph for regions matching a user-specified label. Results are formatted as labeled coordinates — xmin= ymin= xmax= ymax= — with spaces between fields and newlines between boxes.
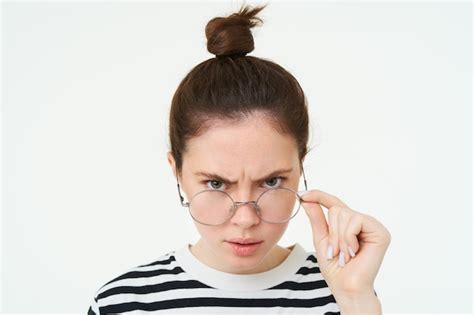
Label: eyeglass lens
xmin=188 ymin=188 xmax=300 ymax=225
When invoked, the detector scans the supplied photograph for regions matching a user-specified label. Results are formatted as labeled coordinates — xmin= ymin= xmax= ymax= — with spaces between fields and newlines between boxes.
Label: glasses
xmin=175 ymin=164 xmax=308 ymax=226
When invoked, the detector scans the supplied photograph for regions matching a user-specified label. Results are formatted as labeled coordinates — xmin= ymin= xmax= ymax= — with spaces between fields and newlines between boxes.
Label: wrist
xmin=333 ymin=290 xmax=381 ymax=315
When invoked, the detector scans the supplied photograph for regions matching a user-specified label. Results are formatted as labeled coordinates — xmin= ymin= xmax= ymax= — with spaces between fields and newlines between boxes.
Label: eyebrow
xmin=194 ymin=167 xmax=294 ymax=184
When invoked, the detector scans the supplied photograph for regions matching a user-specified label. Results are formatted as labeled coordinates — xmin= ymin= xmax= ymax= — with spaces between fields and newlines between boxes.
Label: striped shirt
xmin=87 ymin=242 xmax=342 ymax=314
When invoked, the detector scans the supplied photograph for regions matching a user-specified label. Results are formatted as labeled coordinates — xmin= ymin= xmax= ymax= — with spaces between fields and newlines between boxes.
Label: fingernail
xmin=338 ymin=251 xmax=345 ymax=267
xmin=326 ymin=245 xmax=333 ymax=260
xmin=298 ymin=190 xmax=310 ymax=196
xmin=348 ymin=246 xmax=356 ymax=257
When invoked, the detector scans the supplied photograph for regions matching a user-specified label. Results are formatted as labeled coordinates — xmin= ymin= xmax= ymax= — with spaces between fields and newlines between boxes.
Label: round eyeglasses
xmin=175 ymin=166 xmax=308 ymax=226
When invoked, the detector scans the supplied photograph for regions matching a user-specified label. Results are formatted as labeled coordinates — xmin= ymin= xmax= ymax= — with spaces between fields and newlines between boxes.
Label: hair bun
xmin=205 ymin=4 xmax=266 ymax=59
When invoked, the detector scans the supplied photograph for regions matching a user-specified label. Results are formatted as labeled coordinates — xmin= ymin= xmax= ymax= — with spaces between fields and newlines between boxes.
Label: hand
xmin=299 ymin=189 xmax=391 ymax=298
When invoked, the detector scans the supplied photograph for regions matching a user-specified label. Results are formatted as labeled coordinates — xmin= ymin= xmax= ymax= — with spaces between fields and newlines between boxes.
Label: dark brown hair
xmin=169 ymin=3 xmax=311 ymax=178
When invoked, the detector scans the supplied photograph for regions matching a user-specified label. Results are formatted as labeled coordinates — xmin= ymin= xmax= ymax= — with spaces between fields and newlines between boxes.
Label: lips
xmin=227 ymin=238 xmax=263 ymax=245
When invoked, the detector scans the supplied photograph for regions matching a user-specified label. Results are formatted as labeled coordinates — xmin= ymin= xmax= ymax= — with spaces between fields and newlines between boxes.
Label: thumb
xmin=299 ymin=191 xmax=330 ymax=252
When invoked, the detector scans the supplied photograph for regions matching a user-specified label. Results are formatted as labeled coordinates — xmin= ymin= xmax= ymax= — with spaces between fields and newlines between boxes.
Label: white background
xmin=2 ymin=0 xmax=472 ymax=313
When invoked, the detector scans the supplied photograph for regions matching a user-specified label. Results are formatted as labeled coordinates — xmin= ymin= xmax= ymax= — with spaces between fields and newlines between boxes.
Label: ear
xmin=167 ymin=151 xmax=177 ymax=179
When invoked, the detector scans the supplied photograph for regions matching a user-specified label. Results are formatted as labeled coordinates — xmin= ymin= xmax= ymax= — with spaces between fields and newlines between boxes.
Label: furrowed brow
xmin=194 ymin=167 xmax=294 ymax=184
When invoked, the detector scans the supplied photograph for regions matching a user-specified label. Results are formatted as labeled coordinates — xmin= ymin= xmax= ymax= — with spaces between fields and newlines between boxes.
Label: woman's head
xmin=168 ymin=3 xmax=310 ymax=178
xmin=167 ymin=4 xmax=311 ymax=273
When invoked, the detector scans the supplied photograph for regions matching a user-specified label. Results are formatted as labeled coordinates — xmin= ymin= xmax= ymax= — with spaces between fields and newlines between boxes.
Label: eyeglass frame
xmin=175 ymin=162 xmax=309 ymax=226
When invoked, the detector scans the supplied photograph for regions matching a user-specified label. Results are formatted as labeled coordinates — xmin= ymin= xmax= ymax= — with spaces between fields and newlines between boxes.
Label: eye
xmin=263 ymin=176 xmax=284 ymax=189
xmin=205 ymin=180 xmax=226 ymax=191
xmin=203 ymin=176 xmax=285 ymax=191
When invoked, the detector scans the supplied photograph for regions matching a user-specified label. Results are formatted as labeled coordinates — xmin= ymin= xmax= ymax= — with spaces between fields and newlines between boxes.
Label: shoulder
xmin=88 ymin=249 xmax=183 ymax=313
xmin=289 ymin=247 xmax=331 ymax=289
xmin=296 ymin=248 xmax=321 ymax=275
xmin=97 ymin=249 xmax=178 ymax=295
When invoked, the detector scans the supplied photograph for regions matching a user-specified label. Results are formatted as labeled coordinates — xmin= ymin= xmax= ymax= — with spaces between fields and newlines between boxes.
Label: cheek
xmin=194 ymin=224 xmax=224 ymax=241
xmin=263 ymin=223 xmax=289 ymax=239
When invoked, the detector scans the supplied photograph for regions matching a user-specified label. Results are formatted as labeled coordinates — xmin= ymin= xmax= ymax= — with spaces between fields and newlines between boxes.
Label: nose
xmin=229 ymin=200 xmax=261 ymax=227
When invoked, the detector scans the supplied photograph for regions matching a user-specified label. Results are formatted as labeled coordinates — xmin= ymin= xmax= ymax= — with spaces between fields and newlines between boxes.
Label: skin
xmin=167 ymin=113 xmax=302 ymax=274
xmin=300 ymin=190 xmax=390 ymax=313
xmin=168 ymin=111 xmax=391 ymax=313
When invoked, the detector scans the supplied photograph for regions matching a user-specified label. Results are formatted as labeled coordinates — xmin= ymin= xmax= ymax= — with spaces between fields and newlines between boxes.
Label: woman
xmin=88 ymin=4 xmax=391 ymax=314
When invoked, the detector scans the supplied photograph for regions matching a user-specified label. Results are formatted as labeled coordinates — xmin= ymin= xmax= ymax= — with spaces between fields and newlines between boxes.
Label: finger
xmin=299 ymin=193 xmax=329 ymax=254
xmin=345 ymin=215 xmax=360 ymax=256
xmin=337 ymin=209 xmax=352 ymax=265
xmin=345 ymin=213 xmax=391 ymax=284
xmin=327 ymin=206 xmax=339 ymax=260
xmin=300 ymin=189 xmax=349 ymax=212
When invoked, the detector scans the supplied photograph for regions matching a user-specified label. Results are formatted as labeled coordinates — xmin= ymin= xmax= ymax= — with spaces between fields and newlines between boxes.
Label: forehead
xmin=183 ymin=115 xmax=299 ymax=170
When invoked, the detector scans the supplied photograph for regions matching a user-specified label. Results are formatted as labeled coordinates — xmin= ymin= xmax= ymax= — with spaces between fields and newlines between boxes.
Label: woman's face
xmin=167 ymin=114 xmax=303 ymax=274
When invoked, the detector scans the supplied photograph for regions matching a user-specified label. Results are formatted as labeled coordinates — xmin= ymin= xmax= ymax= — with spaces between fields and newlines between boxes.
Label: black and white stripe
xmin=88 ymin=249 xmax=342 ymax=314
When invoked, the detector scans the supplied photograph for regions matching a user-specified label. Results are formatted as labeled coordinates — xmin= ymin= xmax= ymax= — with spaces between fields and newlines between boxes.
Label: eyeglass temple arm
xmin=175 ymin=178 xmax=189 ymax=207
xmin=301 ymin=162 xmax=308 ymax=191
xmin=297 ymin=163 xmax=309 ymax=202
